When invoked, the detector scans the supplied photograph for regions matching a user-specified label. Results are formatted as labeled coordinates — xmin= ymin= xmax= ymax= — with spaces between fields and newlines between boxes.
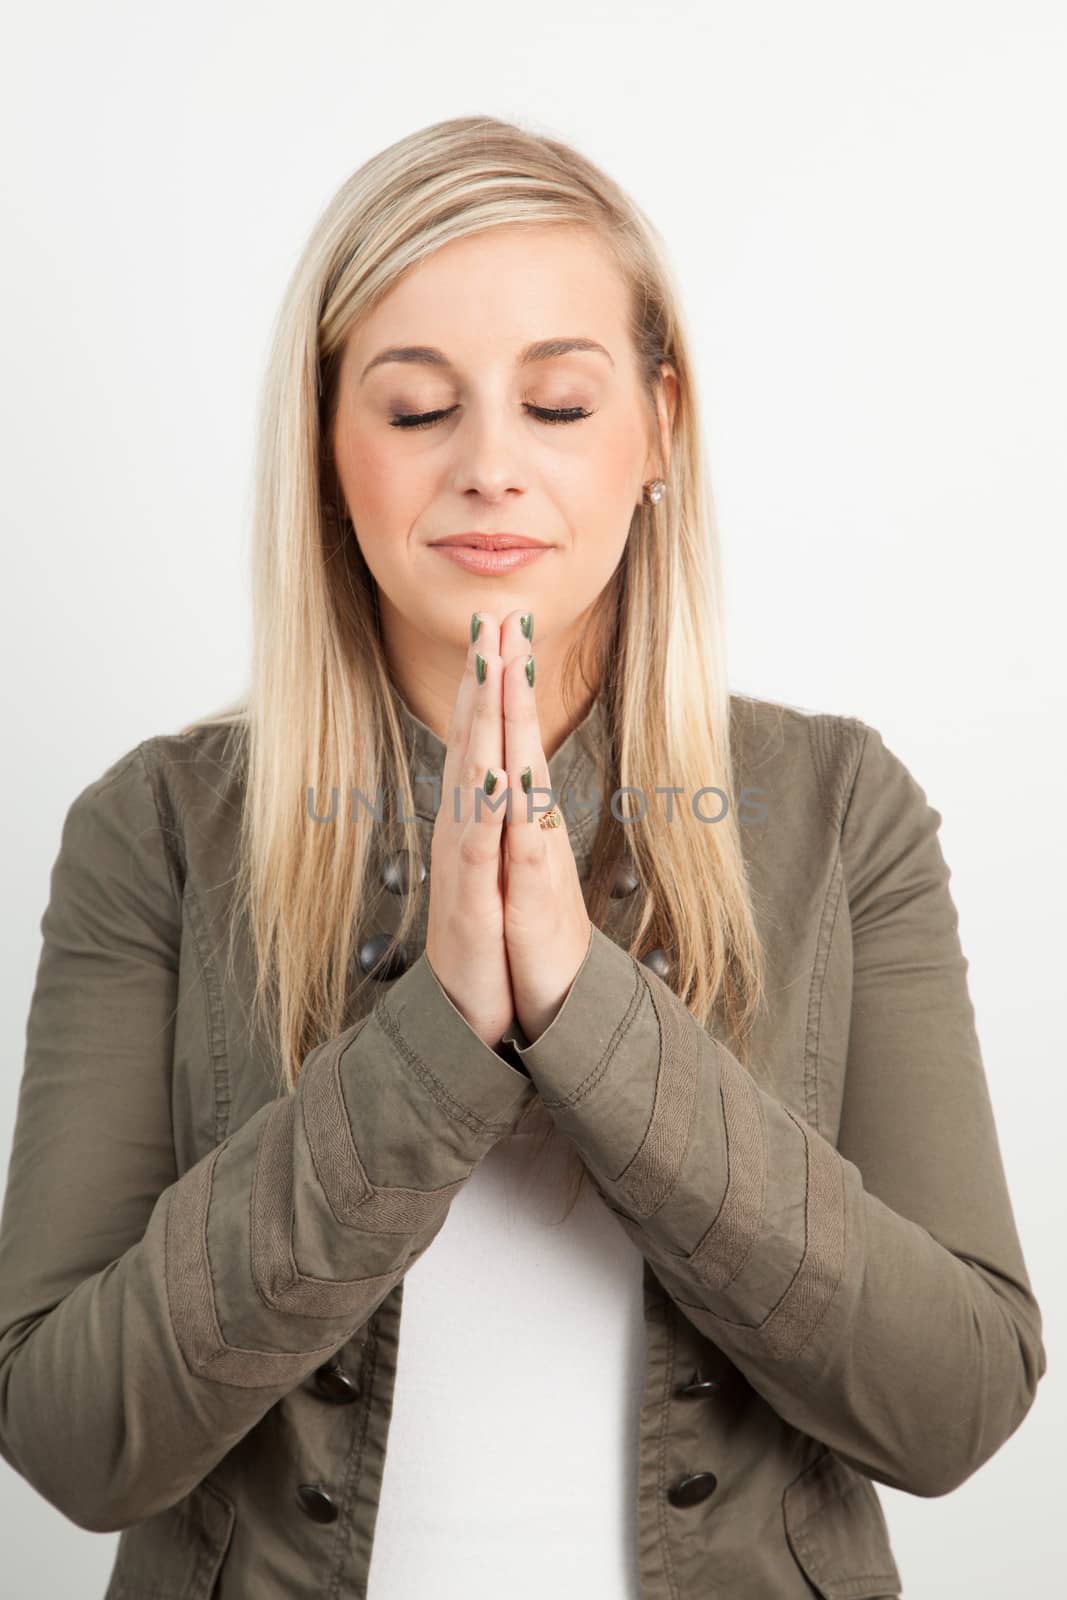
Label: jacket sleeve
xmin=0 ymin=742 xmax=536 ymax=1534
xmin=511 ymin=721 xmax=1047 ymax=1499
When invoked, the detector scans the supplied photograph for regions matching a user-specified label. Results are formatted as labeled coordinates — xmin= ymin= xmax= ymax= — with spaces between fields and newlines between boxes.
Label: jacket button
xmin=381 ymin=849 xmax=426 ymax=894
xmin=296 ymin=1484 xmax=340 ymax=1523
xmin=641 ymin=946 xmax=671 ymax=980
xmin=358 ymin=933 xmax=409 ymax=979
xmin=675 ymin=1367 xmax=722 ymax=1397
xmin=610 ymin=858 xmax=640 ymax=898
xmin=313 ymin=1359 xmax=361 ymax=1404
xmin=667 ymin=1471 xmax=718 ymax=1507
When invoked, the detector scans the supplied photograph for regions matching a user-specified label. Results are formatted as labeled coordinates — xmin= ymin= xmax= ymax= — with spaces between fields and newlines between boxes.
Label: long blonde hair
xmin=179 ymin=114 xmax=767 ymax=1221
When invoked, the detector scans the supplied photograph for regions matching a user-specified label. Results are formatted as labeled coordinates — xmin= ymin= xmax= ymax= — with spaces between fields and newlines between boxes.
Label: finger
xmin=459 ymin=629 xmax=507 ymax=846
xmin=499 ymin=608 xmax=543 ymax=838
xmin=440 ymin=611 xmax=499 ymax=825
xmin=502 ymin=642 xmax=563 ymax=850
xmin=499 ymin=606 xmax=535 ymax=672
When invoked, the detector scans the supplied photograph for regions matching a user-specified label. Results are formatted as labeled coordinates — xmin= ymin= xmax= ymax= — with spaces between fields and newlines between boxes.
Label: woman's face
xmin=329 ymin=224 xmax=676 ymax=662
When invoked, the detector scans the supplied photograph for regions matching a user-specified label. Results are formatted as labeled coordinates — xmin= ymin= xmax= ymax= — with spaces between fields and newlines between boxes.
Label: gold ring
xmin=538 ymin=806 xmax=563 ymax=831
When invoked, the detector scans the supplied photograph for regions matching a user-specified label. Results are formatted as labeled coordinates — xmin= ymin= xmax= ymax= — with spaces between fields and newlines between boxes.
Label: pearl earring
xmin=643 ymin=478 xmax=667 ymax=505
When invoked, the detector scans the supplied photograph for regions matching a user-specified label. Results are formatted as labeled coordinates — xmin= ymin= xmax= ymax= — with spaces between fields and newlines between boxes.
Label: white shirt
xmin=367 ymin=1109 xmax=646 ymax=1597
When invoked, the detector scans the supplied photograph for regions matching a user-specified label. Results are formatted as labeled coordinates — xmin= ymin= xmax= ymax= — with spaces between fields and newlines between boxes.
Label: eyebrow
xmin=359 ymin=336 xmax=615 ymax=383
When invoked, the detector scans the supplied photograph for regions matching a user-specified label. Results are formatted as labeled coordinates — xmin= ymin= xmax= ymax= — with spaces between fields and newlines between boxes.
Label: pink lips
xmin=428 ymin=532 xmax=553 ymax=575
xmin=430 ymin=542 xmax=551 ymax=575
xmin=429 ymin=533 xmax=550 ymax=550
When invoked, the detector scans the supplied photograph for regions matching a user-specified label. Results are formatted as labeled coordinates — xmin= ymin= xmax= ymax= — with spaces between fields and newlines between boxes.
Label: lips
xmin=429 ymin=533 xmax=550 ymax=550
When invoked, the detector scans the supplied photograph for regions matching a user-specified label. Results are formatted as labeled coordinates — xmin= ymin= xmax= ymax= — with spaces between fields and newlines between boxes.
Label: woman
xmin=0 ymin=115 xmax=1045 ymax=1599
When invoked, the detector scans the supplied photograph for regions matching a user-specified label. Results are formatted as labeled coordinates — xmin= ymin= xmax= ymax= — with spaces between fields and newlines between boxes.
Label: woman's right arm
xmin=0 ymin=730 xmax=533 ymax=1534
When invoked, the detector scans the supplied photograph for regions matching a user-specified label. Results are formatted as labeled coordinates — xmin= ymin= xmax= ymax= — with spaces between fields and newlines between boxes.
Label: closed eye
xmin=389 ymin=405 xmax=594 ymax=431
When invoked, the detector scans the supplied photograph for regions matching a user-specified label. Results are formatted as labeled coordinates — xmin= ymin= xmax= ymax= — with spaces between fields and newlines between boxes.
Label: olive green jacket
xmin=0 ymin=692 xmax=1046 ymax=1598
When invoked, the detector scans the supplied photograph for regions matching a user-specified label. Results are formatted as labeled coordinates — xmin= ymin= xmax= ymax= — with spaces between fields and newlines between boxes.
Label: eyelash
xmin=388 ymin=404 xmax=594 ymax=431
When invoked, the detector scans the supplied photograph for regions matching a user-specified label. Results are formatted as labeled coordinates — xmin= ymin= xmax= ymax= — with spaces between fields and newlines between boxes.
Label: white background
xmin=1 ymin=1 xmax=1064 ymax=1593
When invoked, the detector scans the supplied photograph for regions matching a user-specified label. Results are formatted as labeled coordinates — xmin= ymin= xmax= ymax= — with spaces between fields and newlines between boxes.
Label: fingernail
xmin=520 ymin=612 xmax=534 ymax=642
xmin=471 ymin=612 xmax=482 ymax=643
xmin=475 ymin=652 xmax=487 ymax=685
xmin=525 ymin=654 xmax=535 ymax=688
xmin=521 ymin=766 xmax=532 ymax=792
xmin=484 ymin=768 xmax=498 ymax=795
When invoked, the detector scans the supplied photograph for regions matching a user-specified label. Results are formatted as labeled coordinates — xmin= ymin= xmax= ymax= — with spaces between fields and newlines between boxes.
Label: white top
xmin=367 ymin=1109 xmax=646 ymax=1597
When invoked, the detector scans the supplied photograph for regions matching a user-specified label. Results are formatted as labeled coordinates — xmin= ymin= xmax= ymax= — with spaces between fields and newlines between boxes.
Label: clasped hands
xmin=423 ymin=609 xmax=593 ymax=1053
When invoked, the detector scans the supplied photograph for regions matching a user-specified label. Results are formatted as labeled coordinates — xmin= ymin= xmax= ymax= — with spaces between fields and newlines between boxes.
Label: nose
xmin=448 ymin=400 xmax=529 ymax=503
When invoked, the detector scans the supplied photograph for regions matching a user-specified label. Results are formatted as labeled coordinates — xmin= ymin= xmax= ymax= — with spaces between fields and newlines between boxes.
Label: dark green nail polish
xmin=475 ymin=652 xmax=487 ymax=684
xmin=525 ymin=654 xmax=535 ymax=687
xmin=521 ymin=766 xmax=532 ymax=792
xmin=484 ymin=768 xmax=497 ymax=795
xmin=471 ymin=612 xmax=482 ymax=643
xmin=520 ymin=612 xmax=534 ymax=642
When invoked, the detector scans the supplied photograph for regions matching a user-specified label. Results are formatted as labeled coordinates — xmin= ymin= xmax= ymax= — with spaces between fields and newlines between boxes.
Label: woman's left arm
xmin=509 ymin=723 xmax=1047 ymax=1498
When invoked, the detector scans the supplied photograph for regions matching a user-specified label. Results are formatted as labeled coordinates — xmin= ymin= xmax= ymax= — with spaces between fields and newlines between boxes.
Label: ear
xmin=644 ymin=361 xmax=679 ymax=480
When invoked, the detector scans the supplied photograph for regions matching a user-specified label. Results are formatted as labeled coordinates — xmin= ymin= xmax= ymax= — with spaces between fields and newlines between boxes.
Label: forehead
xmin=347 ymin=225 xmax=630 ymax=369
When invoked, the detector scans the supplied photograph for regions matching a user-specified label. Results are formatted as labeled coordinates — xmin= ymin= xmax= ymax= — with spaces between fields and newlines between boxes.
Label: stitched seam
xmin=790 ymin=1523 xmax=898 ymax=1588
xmin=749 ymin=1111 xmax=817 ymax=1339
xmin=304 ymin=1055 xmax=338 ymax=1218
xmin=374 ymin=1002 xmax=515 ymax=1136
xmin=704 ymin=1072 xmax=734 ymax=1238
xmin=773 ymin=1113 xmax=850 ymax=1360
xmin=788 ymin=1474 xmax=862 ymax=1531
xmin=185 ymin=1160 xmax=223 ymax=1363
xmin=188 ymin=1480 xmax=235 ymax=1600
xmin=805 ymin=715 xmax=838 ymax=820
xmin=181 ymin=877 xmax=232 ymax=1145
xmin=838 ymin=722 xmax=872 ymax=837
xmin=328 ymin=1316 xmax=379 ymax=1598
xmin=695 ymin=1108 xmax=844 ymax=1355
xmin=168 ymin=1143 xmax=341 ymax=1382
xmin=251 ymin=1092 xmax=421 ymax=1313
xmin=732 ymin=1077 xmax=767 ymax=1289
xmin=136 ymin=742 xmax=186 ymax=905
xmin=656 ymin=1312 xmax=681 ymax=1600
xmin=250 ymin=1102 xmax=287 ymax=1306
xmin=140 ymin=740 xmax=233 ymax=1145
xmin=692 ymin=1058 xmax=768 ymax=1296
xmin=543 ymin=955 xmax=646 ymax=1110
xmin=613 ymin=968 xmax=667 ymax=1198
xmin=162 ymin=1181 xmax=182 ymax=1366
xmin=303 ymin=1029 xmax=375 ymax=1224
xmin=805 ymin=853 xmax=845 ymax=1134
xmin=790 ymin=1523 xmax=898 ymax=1590
xmin=785 ymin=1451 xmax=900 ymax=1592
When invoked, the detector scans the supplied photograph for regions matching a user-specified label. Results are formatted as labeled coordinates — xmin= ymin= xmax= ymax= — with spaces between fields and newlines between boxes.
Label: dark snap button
xmin=610 ymin=858 xmax=640 ymax=898
xmin=641 ymin=946 xmax=671 ymax=980
xmin=381 ymin=849 xmax=426 ymax=895
xmin=358 ymin=933 xmax=409 ymax=979
xmin=667 ymin=1471 xmax=718 ymax=1507
xmin=675 ymin=1367 xmax=722 ymax=1398
xmin=297 ymin=1483 xmax=340 ymax=1523
xmin=313 ymin=1359 xmax=360 ymax=1404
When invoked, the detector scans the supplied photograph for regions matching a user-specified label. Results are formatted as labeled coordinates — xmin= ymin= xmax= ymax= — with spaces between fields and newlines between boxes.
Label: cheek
xmin=565 ymin=432 xmax=640 ymax=545
xmin=337 ymin=435 xmax=428 ymax=543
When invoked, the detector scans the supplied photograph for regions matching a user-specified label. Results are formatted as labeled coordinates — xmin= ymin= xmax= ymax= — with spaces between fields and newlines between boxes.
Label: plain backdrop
xmin=1 ymin=1 xmax=1064 ymax=1593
